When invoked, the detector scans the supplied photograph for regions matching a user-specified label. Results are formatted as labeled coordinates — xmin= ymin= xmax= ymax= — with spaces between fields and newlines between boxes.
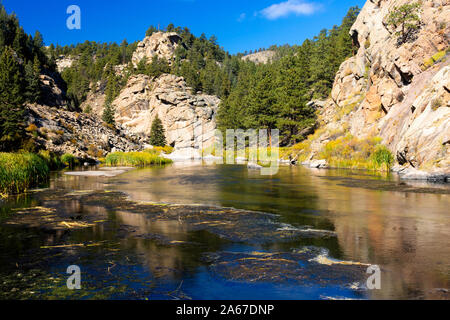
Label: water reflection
xmin=106 ymin=164 xmax=450 ymax=299
xmin=0 ymin=163 xmax=448 ymax=299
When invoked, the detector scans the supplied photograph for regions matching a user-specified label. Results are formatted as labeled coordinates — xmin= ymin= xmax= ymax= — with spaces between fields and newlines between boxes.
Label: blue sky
xmin=2 ymin=0 xmax=366 ymax=54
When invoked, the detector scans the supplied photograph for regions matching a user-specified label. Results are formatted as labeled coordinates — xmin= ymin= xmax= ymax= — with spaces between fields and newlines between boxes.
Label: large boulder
xmin=113 ymin=74 xmax=220 ymax=150
xmin=132 ymin=32 xmax=184 ymax=66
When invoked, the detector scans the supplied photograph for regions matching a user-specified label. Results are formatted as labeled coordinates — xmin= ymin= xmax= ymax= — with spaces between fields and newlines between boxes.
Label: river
xmin=0 ymin=162 xmax=449 ymax=300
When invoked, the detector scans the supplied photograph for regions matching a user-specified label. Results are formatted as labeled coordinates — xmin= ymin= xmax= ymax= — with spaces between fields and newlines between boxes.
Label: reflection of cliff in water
xmin=312 ymin=172 xmax=450 ymax=299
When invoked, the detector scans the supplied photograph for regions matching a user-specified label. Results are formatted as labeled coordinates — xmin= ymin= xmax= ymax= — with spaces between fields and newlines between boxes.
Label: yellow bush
xmin=423 ymin=50 xmax=447 ymax=69
xmin=153 ymin=145 xmax=174 ymax=154
xmin=319 ymin=134 xmax=393 ymax=171
xmin=25 ymin=124 xmax=38 ymax=132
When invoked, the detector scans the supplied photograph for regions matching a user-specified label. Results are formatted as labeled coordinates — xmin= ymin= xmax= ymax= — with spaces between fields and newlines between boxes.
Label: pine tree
xmin=104 ymin=73 xmax=120 ymax=104
xmin=146 ymin=56 xmax=170 ymax=78
xmin=387 ymin=2 xmax=422 ymax=44
xmin=102 ymin=102 xmax=116 ymax=126
xmin=0 ymin=47 xmax=25 ymax=151
xmin=149 ymin=116 xmax=167 ymax=147
xmin=24 ymin=55 xmax=41 ymax=103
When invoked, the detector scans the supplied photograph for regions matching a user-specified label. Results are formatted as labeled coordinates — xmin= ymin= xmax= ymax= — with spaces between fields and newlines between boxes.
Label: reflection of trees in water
xmin=114 ymin=210 xmax=226 ymax=280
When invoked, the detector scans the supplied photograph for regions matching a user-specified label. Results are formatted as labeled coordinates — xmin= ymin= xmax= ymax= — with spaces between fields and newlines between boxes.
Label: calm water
xmin=0 ymin=163 xmax=449 ymax=300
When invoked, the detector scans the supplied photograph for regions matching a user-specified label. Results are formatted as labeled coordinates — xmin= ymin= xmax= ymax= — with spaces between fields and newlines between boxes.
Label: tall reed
xmin=104 ymin=151 xmax=172 ymax=167
xmin=0 ymin=153 xmax=50 ymax=196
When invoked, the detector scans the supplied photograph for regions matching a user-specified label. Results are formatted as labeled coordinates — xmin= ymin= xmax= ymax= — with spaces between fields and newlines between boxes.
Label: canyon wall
xmin=312 ymin=0 xmax=449 ymax=175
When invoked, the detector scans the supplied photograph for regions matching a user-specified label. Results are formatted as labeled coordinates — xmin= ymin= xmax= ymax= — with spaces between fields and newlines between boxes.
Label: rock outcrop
xmin=24 ymin=72 xmax=141 ymax=160
xmin=26 ymin=104 xmax=142 ymax=160
xmin=310 ymin=0 xmax=449 ymax=177
xmin=113 ymin=74 xmax=220 ymax=150
xmin=55 ymin=55 xmax=77 ymax=73
xmin=81 ymin=81 xmax=107 ymax=115
xmin=242 ymin=50 xmax=276 ymax=64
xmin=132 ymin=32 xmax=184 ymax=66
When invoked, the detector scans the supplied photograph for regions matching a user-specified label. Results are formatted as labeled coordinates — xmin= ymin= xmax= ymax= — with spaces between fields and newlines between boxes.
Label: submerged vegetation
xmin=104 ymin=151 xmax=172 ymax=167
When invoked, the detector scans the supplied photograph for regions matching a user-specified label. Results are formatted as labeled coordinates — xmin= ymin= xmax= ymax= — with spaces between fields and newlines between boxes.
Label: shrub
xmin=87 ymin=144 xmax=104 ymax=158
xmin=25 ymin=124 xmax=38 ymax=133
xmin=84 ymin=105 xmax=93 ymax=114
xmin=319 ymin=134 xmax=393 ymax=171
xmin=104 ymin=151 xmax=172 ymax=167
xmin=431 ymin=98 xmax=442 ymax=111
xmin=371 ymin=145 xmax=394 ymax=171
xmin=38 ymin=150 xmax=63 ymax=170
xmin=0 ymin=153 xmax=50 ymax=196
xmin=61 ymin=153 xmax=77 ymax=168
xmin=20 ymin=138 xmax=38 ymax=153
xmin=423 ymin=50 xmax=446 ymax=69
xmin=153 ymin=145 xmax=174 ymax=155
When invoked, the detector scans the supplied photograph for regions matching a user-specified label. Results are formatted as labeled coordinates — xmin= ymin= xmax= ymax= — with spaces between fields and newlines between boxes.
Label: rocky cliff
xmin=27 ymin=104 xmax=142 ymax=160
xmin=76 ymin=32 xmax=221 ymax=154
xmin=132 ymin=32 xmax=184 ymax=66
xmin=309 ymin=0 xmax=449 ymax=178
xmin=113 ymin=74 xmax=220 ymax=150
xmin=25 ymin=73 xmax=142 ymax=160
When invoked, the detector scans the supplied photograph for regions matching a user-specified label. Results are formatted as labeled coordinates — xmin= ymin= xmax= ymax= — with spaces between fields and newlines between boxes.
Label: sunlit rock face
xmin=312 ymin=0 xmax=450 ymax=174
xmin=132 ymin=32 xmax=184 ymax=67
xmin=113 ymin=74 xmax=220 ymax=150
xmin=55 ymin=55 xmax=77 ymax=72
xmin=242 ymin=50 xmax=276 ymax=64
xmin=26 ymin=103 xmax=141 ymax=160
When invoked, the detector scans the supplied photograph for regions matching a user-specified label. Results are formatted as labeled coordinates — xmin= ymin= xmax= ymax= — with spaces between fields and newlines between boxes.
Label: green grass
xmin=0 ymin=153 xmax=50 ymax=196
xmin=371 ymin=145 xmax=394 ymax=171
xmin=38 ymin=150 xmax=64 ymax=170
xmin=104 ymin=151 xmax=172 ymax=167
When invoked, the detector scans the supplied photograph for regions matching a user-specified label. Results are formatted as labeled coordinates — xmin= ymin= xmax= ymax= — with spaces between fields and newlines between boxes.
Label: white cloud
xmin=260 ymin=0 xmax=320 ymax=20
xmin=237 ymin=13 xmax=246 ymax=22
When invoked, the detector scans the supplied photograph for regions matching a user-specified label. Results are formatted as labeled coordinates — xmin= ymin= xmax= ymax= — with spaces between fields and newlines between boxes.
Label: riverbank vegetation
xmin=319 ymin=135 xmax=394 ymax=171
xmin=200 ymin=130 xmax=394 ymax=172
xmin=0 ymin=153 xmax=49 ymax=196
xmin=104 ymin=151 xmax=172 ymax=167
xmin=0 ymin=151 xmax=83 ymax=196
